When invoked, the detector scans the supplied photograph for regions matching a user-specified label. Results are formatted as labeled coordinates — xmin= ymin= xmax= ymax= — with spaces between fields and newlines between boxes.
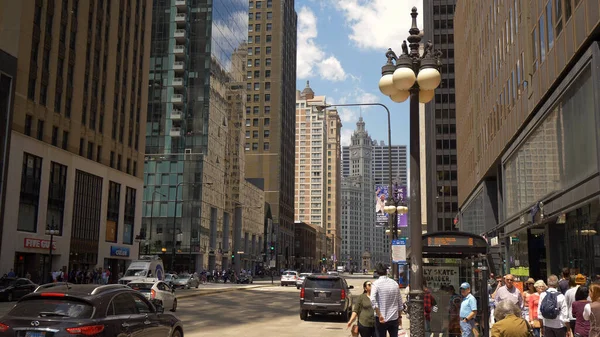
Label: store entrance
xmin=13 ymin=252 xmax=43 ymax=283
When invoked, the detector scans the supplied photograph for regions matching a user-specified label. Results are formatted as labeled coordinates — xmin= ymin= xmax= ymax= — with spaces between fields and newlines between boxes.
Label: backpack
xmin=539 ymin=291 xmax=560 ymax=319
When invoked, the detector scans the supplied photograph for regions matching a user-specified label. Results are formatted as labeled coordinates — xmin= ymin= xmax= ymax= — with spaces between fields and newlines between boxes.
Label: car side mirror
xmin=348 ymin=285 xmax=354 ymax=289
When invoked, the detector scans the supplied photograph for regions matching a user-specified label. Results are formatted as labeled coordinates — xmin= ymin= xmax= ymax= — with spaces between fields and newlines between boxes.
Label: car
xmin=327 ymin=271 xmax=339 ymax=276
xmin=0 ymin=283 xmax=184 ymax=337
xmin=172 ymin=273 xmax=200 ymax=289
xmin=0 ymin=277 xmax=38 ymax=302
xmin=299 ymin=274 xmax=354 ymax=321
xmin=280 ymin=270 xmax=299 ymax=286
xmin=237 ymin=274 xmax=253 ymax=284
xmin=164 ymin=273 xmax=178 ymax=288
xmin=296 ymin=273 xmax=312 ymax=289
xmin=128 ymin=279 xmax=178 ymax=312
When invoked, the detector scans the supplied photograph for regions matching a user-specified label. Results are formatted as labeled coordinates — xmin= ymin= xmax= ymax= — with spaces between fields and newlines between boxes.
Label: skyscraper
xmin=0 ymin=0 xmax=151 ymax=280
xmin=245 ymin=0 xmax=297 ymax=270
xmin=326 ymin=110 xmax=342 ymax=263
xmin=423 ymin=0 xmax=459 ymax=233
xmin=343 ymin=143 xmax=408 ymax=186
xmin=144 ymin=0 xmax=248 ymax=272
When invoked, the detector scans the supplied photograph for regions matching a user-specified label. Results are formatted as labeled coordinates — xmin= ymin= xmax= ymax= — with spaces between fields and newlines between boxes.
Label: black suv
xmin=0 ymin=283 xmax=184 ymax=337
xmin=299 ymin=274 xmax=354 ymax=321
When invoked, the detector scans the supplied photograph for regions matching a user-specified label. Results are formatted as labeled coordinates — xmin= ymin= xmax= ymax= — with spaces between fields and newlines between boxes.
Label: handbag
xmin=351 ymin=324 xmax=359 ymax=337
xmin=523 ymin=318 xmax=535 ymax=337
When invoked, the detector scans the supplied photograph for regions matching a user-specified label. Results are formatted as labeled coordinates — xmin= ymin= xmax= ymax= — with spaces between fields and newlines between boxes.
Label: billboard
xmin=375 ymin=185 xmax=407 ymax=227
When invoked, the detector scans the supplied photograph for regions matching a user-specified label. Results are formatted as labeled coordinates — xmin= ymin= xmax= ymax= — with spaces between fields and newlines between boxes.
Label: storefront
xmin=498 ymin=43 xmax=600 ymax=280
xmin=103 ymin=246 xmax=131 ymax=283
xmin=15 ymin=237 xmax=63 ymax=284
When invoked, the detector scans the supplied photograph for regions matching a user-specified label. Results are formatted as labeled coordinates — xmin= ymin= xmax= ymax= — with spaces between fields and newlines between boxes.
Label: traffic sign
xmin=392 ymin=238 xmax=407 ymax=264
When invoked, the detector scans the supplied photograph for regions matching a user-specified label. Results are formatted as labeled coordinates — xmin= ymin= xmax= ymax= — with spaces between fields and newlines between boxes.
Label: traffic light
xmin=231 ymin=253 xmax=235 ymax=259
xmin=270 ymin=245 xmax=274 ymax=251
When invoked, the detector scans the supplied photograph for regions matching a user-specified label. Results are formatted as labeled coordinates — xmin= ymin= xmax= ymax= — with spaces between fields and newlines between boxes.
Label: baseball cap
xmin=460 ymin=282 xmax=470 ymax=289
xmin=576 ymin=274 xmax=587 ymax=285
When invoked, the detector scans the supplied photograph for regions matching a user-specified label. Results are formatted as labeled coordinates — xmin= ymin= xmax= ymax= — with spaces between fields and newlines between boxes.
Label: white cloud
xmin=297 ymin=6 xmax=347 ymax=82
xmin=332 ymin=0 xmax=423 ymax=51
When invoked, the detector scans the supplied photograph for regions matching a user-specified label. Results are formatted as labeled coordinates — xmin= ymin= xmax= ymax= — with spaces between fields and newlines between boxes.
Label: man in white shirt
xmin=538 ymin=274 xmax=571 ymax=337
xmin=370 ymin=263 xmax=403 ymax=337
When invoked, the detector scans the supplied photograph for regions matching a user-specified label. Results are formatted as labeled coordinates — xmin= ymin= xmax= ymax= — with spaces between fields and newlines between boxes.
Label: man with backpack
xmin=538 ymin=274 xmax=571 ymax=337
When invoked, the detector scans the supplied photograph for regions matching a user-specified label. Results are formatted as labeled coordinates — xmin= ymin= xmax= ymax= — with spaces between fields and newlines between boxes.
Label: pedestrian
xmin=538 ymin=274 xmax=570 ymax=337
xmin=523 ymin=278 xmax=537 ymax=321
xmin=491 ymin=300 xmax=530 ymax=337
xmin=459 ymin=282 xmax=478 ymax=337
xmin=347 ymin=281 xmax=375 ymax=337
xmin=583 ymin=283 xmax=600 ymax=336
xmin=559 ymin=268 xmax=571 ymax=295
xmin=447 ymin=285 xmax=462 ymax=337
xmin=424 ymin=281 xmax=436 ymax=335
xmin=529 ymin=280 xmax=547 ymax=337
xmin=571 ymin=286 xmax=590 ymax=337
xmin=494 ymin=274 xmax=524 ymax=309
xmin=566 ymin=275 xmax=587 ymax=329
xmin=370 ymin=263 xmax=403 ymax=337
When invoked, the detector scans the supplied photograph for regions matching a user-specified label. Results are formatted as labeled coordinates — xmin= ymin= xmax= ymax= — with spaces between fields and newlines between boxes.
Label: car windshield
xmin=124 ymin=269 xmax=147 ymax=277
xmin=165 ymin=275 xmax=176 ymax=281
xmin=128 ymin=283 xmax=153 ymax=292
xmin=0 ymin=279 xmax=15 ymax=287
xmin=8 ymin=298 xmax=94 ymax=318
xmin=305 ymin=278 xmax=342 ymax=289
xmin=283 ymin=272 xmax=296 ymax=276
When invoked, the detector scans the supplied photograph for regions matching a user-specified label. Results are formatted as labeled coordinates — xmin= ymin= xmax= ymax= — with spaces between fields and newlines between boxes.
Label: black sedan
xmin=0 ymin=277 xmax=38 ymax=302
xmin=0 ymin=283 xmax=184 ymax=337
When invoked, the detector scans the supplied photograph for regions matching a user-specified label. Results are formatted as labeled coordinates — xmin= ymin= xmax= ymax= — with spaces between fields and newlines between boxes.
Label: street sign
xmin=269 ymin=260 xmax=275 ymax=268
xmin=392 ymin=238 xmax=407 ymax=264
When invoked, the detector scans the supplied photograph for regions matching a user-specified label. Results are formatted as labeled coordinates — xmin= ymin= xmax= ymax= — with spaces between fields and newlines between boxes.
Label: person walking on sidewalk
xmin=348 ymin=281 xmax=376 ymax=337
xmin=460 ymin=282 xmax=478 ymax=337
xmin=370 ymin=263 xmax=403 ymax=337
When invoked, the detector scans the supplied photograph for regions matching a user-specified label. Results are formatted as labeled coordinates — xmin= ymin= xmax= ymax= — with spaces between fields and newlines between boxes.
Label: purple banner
xmin=375 ymin=185 xmax=408 ymax=227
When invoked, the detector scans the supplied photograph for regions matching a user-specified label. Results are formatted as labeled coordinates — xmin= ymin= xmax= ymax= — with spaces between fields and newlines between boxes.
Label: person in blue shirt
xmin=459 ymin=282 xmax=478 ymax=337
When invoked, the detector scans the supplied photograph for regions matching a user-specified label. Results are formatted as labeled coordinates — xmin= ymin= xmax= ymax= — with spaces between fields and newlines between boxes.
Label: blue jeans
xmin=460 ymin=320 xmax=474 ymax=337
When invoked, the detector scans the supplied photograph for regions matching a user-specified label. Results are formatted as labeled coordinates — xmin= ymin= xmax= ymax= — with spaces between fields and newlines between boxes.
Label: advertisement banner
xmin=106 ymin=220 xmax=117 ymax=242
xmin=375 ymin=185 xmax=408 ymax=227
xmin=423 ymin=266 xmax=460 ymax=291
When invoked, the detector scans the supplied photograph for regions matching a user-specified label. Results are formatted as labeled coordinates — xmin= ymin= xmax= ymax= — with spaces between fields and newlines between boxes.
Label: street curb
xmin=177 ymin=284 xmax=276 ymax=299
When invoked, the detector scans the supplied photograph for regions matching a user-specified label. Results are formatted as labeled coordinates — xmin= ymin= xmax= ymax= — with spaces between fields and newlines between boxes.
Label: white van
xmin=118 ymin=255 xmax=165 ymax=285
xmin=337 ymin=266 xmax=345 ymax=273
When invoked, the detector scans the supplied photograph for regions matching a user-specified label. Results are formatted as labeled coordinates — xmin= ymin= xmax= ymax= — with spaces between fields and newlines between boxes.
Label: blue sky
xmin=294 ymin=0 xmax=423 ymax=148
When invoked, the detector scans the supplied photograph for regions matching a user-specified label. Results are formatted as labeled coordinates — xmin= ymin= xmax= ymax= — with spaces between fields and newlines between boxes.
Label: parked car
xmin=0 ymin=277 xmax=38 ymax=302
xmin=237 ymin=274 xmax=253 ymax=284
xmin=172 ymin=273 xmax=200 ymax=289
xmin=327 ymin=271 xmax=339 ymax=276
xmin=0 ymin=283 xmax=184 ymax=337
xmin=299 ymin=274 xmax=354 ymax=321
xmin=128 ymin=279 xmax=178 ymax=312
xmin=280 ymin=270 xmax=299 ymax=286
xmin=296 ymin=273 xmax=312 ymax=289
xmin=164 ymin=273 xmax=178 ymax=288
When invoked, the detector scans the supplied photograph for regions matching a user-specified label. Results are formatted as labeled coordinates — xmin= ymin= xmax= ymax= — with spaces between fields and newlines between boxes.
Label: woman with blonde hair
xmin=583 ymin=283 xmax=600 ymax=336
xmin=528 ymin=280 xmax=546 ymax=337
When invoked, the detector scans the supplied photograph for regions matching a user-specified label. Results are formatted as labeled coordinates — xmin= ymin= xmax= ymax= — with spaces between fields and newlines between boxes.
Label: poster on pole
xmin=375 ymin=185 xmax=408 ymax=227
xmin=423 ymin=266 xmax=460 ymax=291
xmin=391 ymin=238 xmax=407 ymax=264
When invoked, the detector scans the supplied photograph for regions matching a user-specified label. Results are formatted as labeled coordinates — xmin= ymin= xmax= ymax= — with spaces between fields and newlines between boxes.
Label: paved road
xmin=0 ymin=275 xmax=409 ymax=336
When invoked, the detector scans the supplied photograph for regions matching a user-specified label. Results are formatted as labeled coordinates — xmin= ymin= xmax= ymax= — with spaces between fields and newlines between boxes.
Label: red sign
xmin=24 ymin=238 xmax=56 ymax=250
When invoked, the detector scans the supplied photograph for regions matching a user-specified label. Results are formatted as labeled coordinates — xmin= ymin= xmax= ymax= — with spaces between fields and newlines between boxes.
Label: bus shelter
xmin=407 ymin=232 xmax=495 ymax=337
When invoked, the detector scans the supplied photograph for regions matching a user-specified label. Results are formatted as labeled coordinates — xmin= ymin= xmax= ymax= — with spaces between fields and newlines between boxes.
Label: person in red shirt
xmin=423 ymin=281 xmax=436 ymax=334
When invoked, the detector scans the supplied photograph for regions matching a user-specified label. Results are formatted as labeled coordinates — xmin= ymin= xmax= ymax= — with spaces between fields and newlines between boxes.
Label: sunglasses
xmin=505 ymin=279 xmax=514 ymax=282
xmin=366 ymin=283 xmax=372 ymax=286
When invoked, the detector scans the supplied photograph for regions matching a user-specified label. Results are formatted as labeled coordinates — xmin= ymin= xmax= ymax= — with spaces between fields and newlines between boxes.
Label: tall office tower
xmin=245 ymin=0 xmax=297 ymax=270
xmin=342 ymin=143 xmax=408 ymax=186
xmin=341 ymin=118 xmax=387 ymax=268
xmin=326 ymin=110 xmax=342 ymax=264
xmin=423 ymin=0 xmax=459 ymax=233
xmin=294 ymin=83 xmax=326 ymax=227
xmin=144 ymin=0 xmax=248 ymax=272
xmin=0 ymin=0 xmax=151 ymax=280
xmin=455 ymin=0 xmax=600 ymax=278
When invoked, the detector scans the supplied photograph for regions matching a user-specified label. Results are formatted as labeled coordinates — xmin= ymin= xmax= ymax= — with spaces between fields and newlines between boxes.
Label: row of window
xmin=249 ymin=0 xmax=272 ymax=9
xmin=245 ymin=142 xmax=270 ymax=151
xmin=245 ymin=130 xmax=270 ymax=139
xmin=247 ymin=46 xmax=272 ymax=56
xmin=247 ymin=58 xmax=272 ymax=68
xmin=248 ymin=23 xmax=273 ymax=33
xmin=248 ymin=12 xmax=273 ymax=21
xmin=247 ymin=94 xmax=272 ymax=102
xmin=247 ymin=34 xmax=272 ymax=44
xmin=245 ymin=106 xmax=271 ymax=115
xmin=246 ymin=82 xmax=271 ymax=91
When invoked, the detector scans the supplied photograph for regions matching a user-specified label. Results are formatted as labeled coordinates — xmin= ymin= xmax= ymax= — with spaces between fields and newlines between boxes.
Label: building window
xmin=246 ymin=131 xmax=250 ymax=139
xmin=266 ymin=47 xmax=271 ymax=54
xmin=17 ymin=153 xmax=43 ymax=232
xmin=267 ymin=12 xmax=272 ymax=20
xmin=106 ymin=181 xmax=120 ymax=243
xmin=253 ymin=118 xmax=259 ymax=126
xmin=37 ymin=120 xmax=44 ymax=141
xmin=248 ymin=36 xmax=253 ymax=44
xmin=264 ymin=130 xmax=270 ymax=138
xmin=266 ymin=58 xmax=272 ymax=66
xmin=246 ymin=119 xmax=251 ymax=126
xmin=253 ymin=106 xmax=259 ymax=114
xmin=51 ymin=126 xmax=59 ymax=146
xmin=253 ymin=130 xmax=259 ymax=138
xmin=110 ymin=151 xmax=115 ymax=168
xmin=47 ymin=162 xmax=67 ymax=236
xmin=265 ymin=106 xmax=270 ymax=114
xmin=264 ymin=118 xmax=270 ymax=126
xmin=546 ymin=2 xmax=554 ymax=51
xmin=539 ymin=15 xmax=546 ymax=62
xmin=62 ymin=131 xmax=69 ymax=150
xmin=267 ymin=0 xmax=272 ymax=8
xmin=252 ymin=143 xmax=258 ymax=150
xmin=25 ymin=115 xmax=33 ymax=136
xmin=556 ymin=0 xmax=564 ymax=36
xmin=87 ymin=142 xmax=94 ymax=160
xmin=264 ymin=142 xmax=270 ymax=150
xmin=71 ymin=170 xmax=103 ymax=264
xmin=266 ymin=35 xmax=272 ymax=43
xmin=245 ymin=143 xmax=250 ymax=151
xmin=117 ymin=155 xmax=122 ymax=170
xmin=266 ymin=23 xmax=272 ymax=31
xmin=265 ymin=70 xmax=271 ymax=78
xmin=265 ymin=94 xmax=271 ymax=102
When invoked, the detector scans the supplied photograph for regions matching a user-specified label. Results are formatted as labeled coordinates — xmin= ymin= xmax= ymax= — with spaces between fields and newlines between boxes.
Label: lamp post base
xmin=408 ymin=289 xmax=425 ymax=337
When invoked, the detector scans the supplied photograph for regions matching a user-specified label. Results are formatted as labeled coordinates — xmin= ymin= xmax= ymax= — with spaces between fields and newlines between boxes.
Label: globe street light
xmin=378 ymin=7 xmax=442 ymax=337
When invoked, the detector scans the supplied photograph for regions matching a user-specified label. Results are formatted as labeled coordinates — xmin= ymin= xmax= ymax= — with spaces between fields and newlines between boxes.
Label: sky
xmin=295 ymin=0 xmax=423 ymax=149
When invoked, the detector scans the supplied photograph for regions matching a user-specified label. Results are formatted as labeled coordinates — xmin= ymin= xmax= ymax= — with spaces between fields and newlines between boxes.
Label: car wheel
xmin=171 ymin=328 xmax=183 ymax=337
xmin=171 ymin=298 xmax=177 ymax=312
xmin=296 ymin=286 xmax=300 ymax=289
xmin=7 ymin=292 xmax=12 ymax=302
xmin=300 ymin=310 xmax=308 ymax=320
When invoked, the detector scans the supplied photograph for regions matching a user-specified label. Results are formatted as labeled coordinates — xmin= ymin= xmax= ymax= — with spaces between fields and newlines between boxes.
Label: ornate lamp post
xmin=377 ymin=7 xmax=442 ymax=337
xmin=45 ymin=217 xmax=59 ymax=283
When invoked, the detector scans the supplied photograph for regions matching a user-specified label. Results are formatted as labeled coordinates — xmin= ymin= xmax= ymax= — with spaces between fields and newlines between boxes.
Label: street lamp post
xmin=45 ymin=217 xmax=59 ymax=283
xmin=377 ymin=7 xmax=442 ymax=337
xmin=315 ymin=102 xmax=397 ymax=278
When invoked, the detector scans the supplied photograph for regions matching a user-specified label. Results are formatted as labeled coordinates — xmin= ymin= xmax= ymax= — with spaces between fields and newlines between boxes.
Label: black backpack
xmin=540 ymin=291 xmax=560 ymax=319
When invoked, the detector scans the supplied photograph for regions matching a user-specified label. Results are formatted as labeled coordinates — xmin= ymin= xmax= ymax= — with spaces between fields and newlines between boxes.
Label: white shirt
xmin=565 ymin=286 xmax=579 ymax=320
xmin=583 ymin=303 xmax=592 ymax=321
xmin=538 ymin=288 xmax=569 ymax=329
xmin=370 ymin=276 xmax=403 ymax=322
